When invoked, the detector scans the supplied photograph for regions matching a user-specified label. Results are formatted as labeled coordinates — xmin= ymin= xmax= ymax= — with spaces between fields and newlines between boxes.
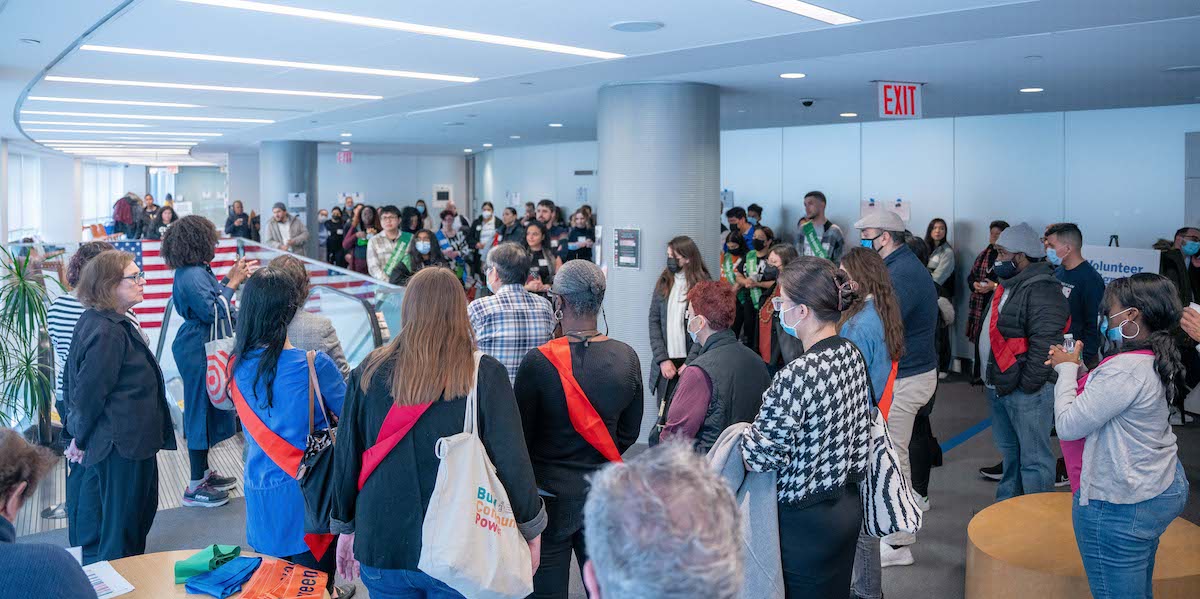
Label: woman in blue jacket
xmin=162 ymin=215 xmax=253 ymax=508
xmin=229 ymin=267 xmax=349 ymax=598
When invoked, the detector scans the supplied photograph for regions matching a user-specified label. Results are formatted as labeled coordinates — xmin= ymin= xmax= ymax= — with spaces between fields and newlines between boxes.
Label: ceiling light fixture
xmin=340 ymin=133 xmax=352 ymax=137
xmin=548 ymin=123 xmax=563 ymax=127
xmin=840 ymin=112 xmax=857 ymax=117
xmin=779 ymin=73 xmax=806 ymax=79
xmin=22 ymin=109 xmax=271 ymax=123
xmin=56 ymin=148 xmax=193 ymax=154
xmin=610 ymin=21 xmax=664 ymax=33
xmin=27 ymin=95 xmax=203 ymax=108
xmin=463 ymin=149 xmax=473 ymax=153
xmin=509 ymin=135 xmax=521 ymax=139
xmin=482 ymin=143 xmax=493 ymax=148
xmin=340 ymin=141 xmax=350 ymax=145
xmin=20 ymin=121 xmax=152 ymax=128
xmin=748 ymin=0 xmax=859 ymax=25
xmin=40 ymin=140 xmax=197 ymax=146
xmin=179 ymin=0 xmax=625 ymax=59
xmin=80 ymin=44 xmax=479 ymax=83
xmin=44 ymin=75 xmax=382 ymax=100
xmin=1019 ymin=87 xmax=1044 ymax=93
xmin=25 ymin=129 xmax=223 ymax=136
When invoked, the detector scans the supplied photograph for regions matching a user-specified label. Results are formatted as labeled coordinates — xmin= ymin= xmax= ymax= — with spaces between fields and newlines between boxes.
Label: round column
xmin=597 ymin=81 xmax=721 ymax=439
xmin=259 ymin=140 xmax=318 ymax=257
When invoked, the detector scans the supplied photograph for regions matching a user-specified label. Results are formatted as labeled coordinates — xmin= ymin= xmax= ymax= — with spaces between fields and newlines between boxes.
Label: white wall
xmin=40 ymin=154 xmax=79 ymax=243
xmin=122 ymin=165 xmax=147 ymax=197
xmin=475 ymin=141 xmax=598 ymax=215
xmin=318 ymin=150 xmax=466 ymax=213
xmin=227 ymin=152 xmax=259 ymax=210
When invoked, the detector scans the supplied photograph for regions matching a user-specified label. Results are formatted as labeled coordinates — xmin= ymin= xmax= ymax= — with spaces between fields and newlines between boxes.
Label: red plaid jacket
xmin=966 ymin=244 xmax=1001 ymax=343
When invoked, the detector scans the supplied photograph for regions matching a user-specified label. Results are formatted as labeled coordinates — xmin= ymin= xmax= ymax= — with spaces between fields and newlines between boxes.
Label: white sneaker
xmin=880 ymin=544 xmax=914 ymax=568
xmin=916 ymin=494 xmax=931 ymax=512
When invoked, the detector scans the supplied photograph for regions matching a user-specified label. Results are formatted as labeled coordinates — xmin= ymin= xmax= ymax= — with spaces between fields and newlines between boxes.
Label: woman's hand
xmin=355 ymin=231 xmax=366 ymax=240
xmin=227 ymin=257 xmax=257 ymax=287
xmin=527 ymin=535 xmax=542 ymax=575
xmin=65 ymin=439 xmax=85 ymax=464
xmin=336 ymin=534 xmax=359 ymax=581
xmin=1045 ymin=342 xmax=1083 ymax=367
xmin=660 ymin=360 xmax=678 ymax=380
xmin=1181 ymin=308 xmax=1200 ymax=343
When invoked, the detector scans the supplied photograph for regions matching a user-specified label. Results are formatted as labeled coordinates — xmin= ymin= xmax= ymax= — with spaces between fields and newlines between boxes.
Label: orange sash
xmin=537 ymin=337 xmax=622 ymax=463
xmin=988 ymin=284 xmax=1071 ymax=373
xmin=230 ymin=381 xmax=335 ymax=561
xmin=878 ymin=361 xmax=898 ymax=421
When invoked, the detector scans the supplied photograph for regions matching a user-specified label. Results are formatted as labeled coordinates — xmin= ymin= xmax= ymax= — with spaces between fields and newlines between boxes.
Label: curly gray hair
xmin=583 ymin=442 xmax=743 ymax=599
xmin=552 ymin=259 xmax=606 ymax=316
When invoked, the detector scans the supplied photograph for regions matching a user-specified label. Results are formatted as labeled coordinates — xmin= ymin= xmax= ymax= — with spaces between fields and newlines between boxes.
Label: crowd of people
xmin=1 ymin=188 xmax=1191 ymax=599
xmin=110 ymin=192 xmax=176 ymax=240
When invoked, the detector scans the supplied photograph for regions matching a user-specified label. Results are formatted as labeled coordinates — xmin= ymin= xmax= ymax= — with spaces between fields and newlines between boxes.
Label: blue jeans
xmin=1072 ymin=461 xmax=1189 ymax=599
xmin=988 ymin=385 xmax=1055 ymax=501
xmin=360 ymin=566 xmax=464 ymax=599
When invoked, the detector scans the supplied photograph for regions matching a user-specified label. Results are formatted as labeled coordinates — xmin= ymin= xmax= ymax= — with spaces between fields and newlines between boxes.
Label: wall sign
xmin=878 ymin=81 xmax=923 ymax=119
xmin=613 ymin=228 xmax=641 ymax=270
xmin=859 ymin=198 xmax=910 ymax=224
xmin=1082 ymin=245 xmax=1160 ymax=285
xmin=337 ymin=150 xmax=352 ymax=164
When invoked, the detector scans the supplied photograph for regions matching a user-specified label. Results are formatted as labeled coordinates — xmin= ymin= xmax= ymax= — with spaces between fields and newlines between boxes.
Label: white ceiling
xmin=1 ymin=0 xmax=1198 ymax=162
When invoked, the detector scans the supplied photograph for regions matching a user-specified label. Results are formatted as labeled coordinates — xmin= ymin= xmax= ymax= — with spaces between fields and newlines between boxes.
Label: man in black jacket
xmin=980 ymin=222 xmax=1069 ymax=501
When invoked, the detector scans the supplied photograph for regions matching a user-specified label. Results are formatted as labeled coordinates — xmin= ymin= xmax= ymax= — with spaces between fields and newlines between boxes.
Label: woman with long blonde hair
xmin=331 ymin=267 xmax=545 ymax=597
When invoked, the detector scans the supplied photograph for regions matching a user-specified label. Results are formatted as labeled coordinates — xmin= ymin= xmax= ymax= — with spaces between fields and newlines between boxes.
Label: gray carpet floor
xmin=18 ymin=379 xmax=1200 ymax=599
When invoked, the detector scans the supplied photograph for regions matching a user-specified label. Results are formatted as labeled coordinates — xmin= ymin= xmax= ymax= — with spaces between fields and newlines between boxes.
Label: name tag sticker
xmin=539 ymin=259 xmax=549 ymax=266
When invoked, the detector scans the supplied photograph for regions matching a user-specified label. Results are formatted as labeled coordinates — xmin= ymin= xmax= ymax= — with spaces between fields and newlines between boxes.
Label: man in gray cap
xmin=979 ymin=222 xmax=1069 ymax=502
xmin=265 ymin=201 xmax=309 ymax=254
xmin=852 ymin=208 xmax=938 ymax=568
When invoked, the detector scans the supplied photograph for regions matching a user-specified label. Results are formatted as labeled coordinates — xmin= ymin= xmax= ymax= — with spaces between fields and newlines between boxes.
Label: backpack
xmin=112 ymin=197 xmax=133 ymax=225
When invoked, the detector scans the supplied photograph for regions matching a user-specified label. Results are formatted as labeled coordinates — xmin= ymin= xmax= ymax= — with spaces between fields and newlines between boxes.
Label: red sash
xmin=357 ymin=402 xmax=432 ymax=491
xmin=537 ymin=337 xmax=623 ymax=463
xmin=230 ymin=381 xmax=335 ymax=561
xmin=879 ymin=361 xmax=899 ymax=422
xmin=988 ymin=284 xmax=1071 ymax=372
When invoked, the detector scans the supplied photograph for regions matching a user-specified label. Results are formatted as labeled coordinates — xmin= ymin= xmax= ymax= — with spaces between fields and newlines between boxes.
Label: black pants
xmin=284 ymin=547 xmax=338 ymax=593
xmin=739 ymin=296 xmax=759 ymax=350
xmin=936 ymin=317 xmax=952 ymax=372
xmin=67 ymin=460 xmax=102 ymax=563
xmin=94 ymin=452 xmax=159 ymax=563
xmin=531 ymin=496 xmax=588 ymax=599
xmin=909 ymin=396 xmax=942 ymax=497
xmin=779 ymin=487 xmax=862 ymax=599
xmin=731 ymin=295 xmax=746 ymax=341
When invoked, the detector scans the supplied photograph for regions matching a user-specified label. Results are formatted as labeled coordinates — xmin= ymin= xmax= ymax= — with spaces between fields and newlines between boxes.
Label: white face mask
xmin=482 ymin=210 xmax=493 ymax=220
xmin=687 ymin=315 xmax=705 ymax=344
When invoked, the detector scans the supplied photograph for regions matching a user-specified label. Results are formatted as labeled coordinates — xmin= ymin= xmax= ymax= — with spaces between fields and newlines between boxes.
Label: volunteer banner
xmin=1083 ymin=245 xmax=1160 ymax=285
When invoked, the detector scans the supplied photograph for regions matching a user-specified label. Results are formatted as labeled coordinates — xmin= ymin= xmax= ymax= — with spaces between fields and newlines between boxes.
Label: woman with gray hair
xmin=514 ymin=260 xmax=644 ymax=599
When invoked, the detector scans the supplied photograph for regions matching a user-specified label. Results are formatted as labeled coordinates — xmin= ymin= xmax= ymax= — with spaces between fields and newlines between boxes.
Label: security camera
xmin=800 ymin=98 xmax=815 ymax=107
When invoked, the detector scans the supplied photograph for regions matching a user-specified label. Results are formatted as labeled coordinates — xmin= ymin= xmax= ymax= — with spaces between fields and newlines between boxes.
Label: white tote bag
xmin=204 ymin=295 xmax=236 ymax=411
xmin=860 ymin=406 xmax=923 ymax=538
xmin=418 ymin=351 xmax=534 ymax=599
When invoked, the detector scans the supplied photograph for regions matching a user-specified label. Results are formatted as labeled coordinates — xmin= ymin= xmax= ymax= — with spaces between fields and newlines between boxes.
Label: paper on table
xmin=83 ymin=561 xmax=135 ymax=599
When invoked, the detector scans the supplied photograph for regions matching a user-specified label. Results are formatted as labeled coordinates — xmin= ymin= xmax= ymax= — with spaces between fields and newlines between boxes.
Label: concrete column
xmin=0 ymin=139 xmax=8 ymax=246
xmin=597 ymin=82 xmax=721 ymax=439
xmin=259 ymin=141 xmax=318 ymax=257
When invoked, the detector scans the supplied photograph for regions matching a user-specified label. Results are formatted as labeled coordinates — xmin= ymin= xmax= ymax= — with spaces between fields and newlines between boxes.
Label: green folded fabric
xmin=174 ymin=544 xmax=242 ymax=583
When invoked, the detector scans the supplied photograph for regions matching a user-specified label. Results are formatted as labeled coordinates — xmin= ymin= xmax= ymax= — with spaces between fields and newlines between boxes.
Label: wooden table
xmin=966 ymin=492 xmax=1200 ymax=598
xmin=108 ymin=550 xmax=331 ymax=598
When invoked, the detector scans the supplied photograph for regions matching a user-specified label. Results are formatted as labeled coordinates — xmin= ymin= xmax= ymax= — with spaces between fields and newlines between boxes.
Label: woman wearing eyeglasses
xmin=63 ymin=250 xmax=175 ymax=561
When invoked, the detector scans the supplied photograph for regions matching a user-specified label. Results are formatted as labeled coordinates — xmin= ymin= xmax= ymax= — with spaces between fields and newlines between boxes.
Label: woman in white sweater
xmin=1047 ymin=273 xmax=1188 ymax=599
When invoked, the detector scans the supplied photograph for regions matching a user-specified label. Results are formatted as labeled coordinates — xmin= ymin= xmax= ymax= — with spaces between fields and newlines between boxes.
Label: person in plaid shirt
xmin=469 ymin=242 xmax=556 ymax=383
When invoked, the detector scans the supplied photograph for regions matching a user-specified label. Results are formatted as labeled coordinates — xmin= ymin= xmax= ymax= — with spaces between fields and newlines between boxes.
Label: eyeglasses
xmin=122 ymin=271 xmax=146 ymax=283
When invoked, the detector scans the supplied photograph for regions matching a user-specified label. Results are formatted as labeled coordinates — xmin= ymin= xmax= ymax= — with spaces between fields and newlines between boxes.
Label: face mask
xmin=993 ymin=259 xmax=1018 ymax=279
xmin=318 ymin=215 xmax=327 ymax=223
xmin=667 ymin=258 xmax=681 ymax=274
xmin=687 ymin=315 xmax=704 ymax=344
xmin=482 ymin=211 xmax=493 ymax=220
xmin=753 ymin=239 xmax=766 ymax=251
xmin=748 ymin=217 xmax=759 ymax=226
xmin=1100 ymin=307 xmax=1137 ymax=342
xmin=1045 ymin=247 xmax=1061 ymax=266
xmin=762 ymin=265 xmax=780 ymax=282
xmin=727 ymin=244 xmax=745 ymax=256
xmin=1183 ymin=240 xmax=1200 ymax=257
xmin=486 ymin=269 xmax=500 ymax=294
xmin=417 ymin=205 xmax=426 ymax=214
xmin=416 ymin=241 xmax=431 ymax=254
xmin=780 ymin=305 xmax=803 ymax=339
xmin=860 ymin=235 xmax=880 ymax=251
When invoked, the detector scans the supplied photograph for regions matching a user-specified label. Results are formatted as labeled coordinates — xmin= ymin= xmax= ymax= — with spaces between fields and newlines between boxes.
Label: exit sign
xmin=878 ymin=81 xmax=923 ymax=119
xmin=336 ymin=150 xmax=352 ymax=164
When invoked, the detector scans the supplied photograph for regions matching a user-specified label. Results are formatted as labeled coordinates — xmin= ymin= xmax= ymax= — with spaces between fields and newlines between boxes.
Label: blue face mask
xmin=417 ymin=205 xmax=426 ymax=214
xmin=1183 ymin=240 xmax=1200 ymax=257
xmin=687 ymin=315 xmax=703 ymax=344
xmin=416 ymin=241 xmax=431 ymax=254
xmin=747 ymin=217 xmax=759 ymax=226
xmin=859 ymin=235 xmax=880 ymax=251
xmin=779 ymin=305 xmax=803 ymax=339
xmin=1046 ymin=247 xmax=1062 ymax=267
xmin=993 ymin=259 xmax=1018 ymax=280
xmin=1100 ymin=307 xmax=1135 ymax=342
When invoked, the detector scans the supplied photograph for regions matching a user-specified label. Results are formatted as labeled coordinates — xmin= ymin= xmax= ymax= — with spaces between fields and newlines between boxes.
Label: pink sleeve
xmin=661 ymin=366 xmax=713 ymax=442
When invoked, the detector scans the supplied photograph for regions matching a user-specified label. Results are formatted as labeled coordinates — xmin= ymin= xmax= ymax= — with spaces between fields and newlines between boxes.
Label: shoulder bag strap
xmin=305 ymin=350 xmax=331 ymax=432
xmin=462 ymin=350 xmax=483 ymax=435
xmin=536 ymin=338 xmax=623 ymax=463
xmin=230 ymin=380 xmax=303 ymax=478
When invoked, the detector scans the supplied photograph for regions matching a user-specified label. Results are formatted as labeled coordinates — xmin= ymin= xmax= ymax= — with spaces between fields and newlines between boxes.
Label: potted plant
xmin=0 ymin=243 xmax=61 ymax=444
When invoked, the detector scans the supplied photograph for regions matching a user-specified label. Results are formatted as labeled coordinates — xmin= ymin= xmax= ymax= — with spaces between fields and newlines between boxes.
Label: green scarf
xmin=745 ymin=250 xmax=762 ymax=307
xmin=722 ymin=253 xmax=738 ymax=284
xmin=383 ymin=231 xmax=413 ymax=276
xmin=802 ymin=221 xmax=828 ymax=260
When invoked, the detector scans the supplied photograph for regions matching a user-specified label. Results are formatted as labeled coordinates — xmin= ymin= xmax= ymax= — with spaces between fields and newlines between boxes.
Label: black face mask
xmin=761 ymin=265 xmax=779 ymax=281
xmin=753 ymin=239 xmax=767 ymax=251
xmin=667 ymin=258 xmax=681 ymax=274
xmin=993 ymin=259 xmax=1019 ymax=280
xmin=727 ymin=244 xmax=746 ymax=256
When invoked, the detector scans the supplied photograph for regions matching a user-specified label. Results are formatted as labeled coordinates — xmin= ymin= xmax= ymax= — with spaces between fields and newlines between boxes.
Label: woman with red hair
xmin=660 ymin=280 xmax=771 ymax=454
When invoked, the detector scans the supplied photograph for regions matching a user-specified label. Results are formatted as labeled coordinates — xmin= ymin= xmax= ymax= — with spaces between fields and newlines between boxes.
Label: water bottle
xmin=1063 ymin=333 xmax=1076 ymax=354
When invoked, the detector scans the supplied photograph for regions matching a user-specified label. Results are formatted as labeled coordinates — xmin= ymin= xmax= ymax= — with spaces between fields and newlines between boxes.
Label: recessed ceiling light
xmin=482 ymin=143 xmax=493 ymax=148
xmin=840 ymin=112 xmax=857 ymax=117
xmin=180 ymin=0 xmax=625 ymax=59
xmin=509 ymin=135 xmax=521 ymax=139
xmin=37 ymin=140 xmax=197 ymax=146
xmin=80 ymin=45 xmax=479 ymax=83
xmin=464 ymin=148 xmax=473 ymax=153
xmin=43 ymin=75 xmax=382 ymax=100
xmin=27 ymin=95 xmax=203 ymax=108
xmin=548 ymin=123 xmax=563 ymax=127
xmin=25 ymin=128 xmax=223 ymax=136
xmin=737 ymin=109 xmax=747 ymax=113
xmin=1019 ymin=87 xmax=1044 ymax=93
xmin=779 ymin=73 xmax=806 ymax=79
xmin=748 ymin=0 xmax=859 ymax=25
xmin=340 ymin=133 xmax=352 ymax=137
xmin=20 ymin=121 xmax=152 ymax=128
xmin=610 ymin=21 xmax=664 ymax=33
xmin=22 ymin=109 xmax=271 ymax=123
xmin=443 ymin=121 xmax=465 ymax=126
xmin=519 ymin=82 xmax=534 ymax=86
xmin=340 ymin=141 xmax=350 ymax=145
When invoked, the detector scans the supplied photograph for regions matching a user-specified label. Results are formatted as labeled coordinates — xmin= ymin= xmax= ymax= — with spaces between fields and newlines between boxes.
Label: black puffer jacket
xmin=986 ymin=260 xmax=1070 ymax=396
